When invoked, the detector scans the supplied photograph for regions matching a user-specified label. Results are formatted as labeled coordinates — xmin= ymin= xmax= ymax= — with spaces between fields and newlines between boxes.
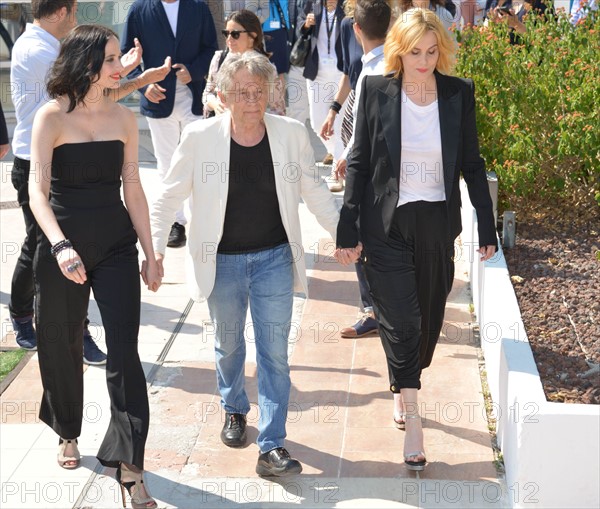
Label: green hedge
xmin=455 ymin=8 xmax=600 ymax=215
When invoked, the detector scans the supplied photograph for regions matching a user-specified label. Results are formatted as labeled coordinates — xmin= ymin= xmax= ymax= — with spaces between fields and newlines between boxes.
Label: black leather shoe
xmin=220 ymin=413 xmax=247 ymax=447
xmin=167 ymin=222 xmax=186 ymax=248
xmin=256 ymin=447 xmax=302 ymax=477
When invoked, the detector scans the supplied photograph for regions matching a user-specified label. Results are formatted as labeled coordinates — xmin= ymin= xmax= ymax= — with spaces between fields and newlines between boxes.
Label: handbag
xmin=289 ymin=32 xmax=311 ymax=67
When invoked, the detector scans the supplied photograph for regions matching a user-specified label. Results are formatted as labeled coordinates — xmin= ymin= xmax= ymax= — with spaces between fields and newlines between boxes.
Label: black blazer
xmin=337 ymin=72 xmax=498 ymax=251
xmin=297 ymin=0 xmax=344 ymax=80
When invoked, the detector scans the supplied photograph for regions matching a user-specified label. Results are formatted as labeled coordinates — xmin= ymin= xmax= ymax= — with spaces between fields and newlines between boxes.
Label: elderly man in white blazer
xmin=151 ymin=52 xmax=340 ymax=477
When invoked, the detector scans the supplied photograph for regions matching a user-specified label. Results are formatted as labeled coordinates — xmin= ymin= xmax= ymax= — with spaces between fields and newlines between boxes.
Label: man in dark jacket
xmin=121 ymin=0 xmax=218 ymax=248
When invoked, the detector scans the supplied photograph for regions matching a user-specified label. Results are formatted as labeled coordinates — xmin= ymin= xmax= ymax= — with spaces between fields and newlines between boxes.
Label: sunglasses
xmin=221 ymin=30 xmax=248 ymax=39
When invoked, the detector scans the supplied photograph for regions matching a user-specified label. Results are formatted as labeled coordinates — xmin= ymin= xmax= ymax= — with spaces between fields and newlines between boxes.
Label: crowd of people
xmin=2 ymin=0 xmax=590 ymax=505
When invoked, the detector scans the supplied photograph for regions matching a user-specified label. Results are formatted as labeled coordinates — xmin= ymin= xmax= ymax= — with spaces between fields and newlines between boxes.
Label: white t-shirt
xmin=398 ymin=89 xmax=445 ymax=207
xmin=316 ymin=9 xmax=337 ymax=66
xmin=162 ymin=0 xmax=180 ymax=37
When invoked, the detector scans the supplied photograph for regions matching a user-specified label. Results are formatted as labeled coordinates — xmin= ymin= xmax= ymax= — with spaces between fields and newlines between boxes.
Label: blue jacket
xmin=121 ymin=0 xmax=218 ymax=118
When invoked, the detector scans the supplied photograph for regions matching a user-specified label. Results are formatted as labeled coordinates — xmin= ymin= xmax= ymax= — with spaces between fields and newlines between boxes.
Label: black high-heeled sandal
xmin=116 ymin=464 xmax=157 ymax=509
xmin=57 ymin=438 xmax=80 ymax=469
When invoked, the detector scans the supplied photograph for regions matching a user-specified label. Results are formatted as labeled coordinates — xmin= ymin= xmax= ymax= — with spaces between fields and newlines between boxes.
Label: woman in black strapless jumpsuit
xmin=29 ymin=25 xmax=162 ymax=508
xmin=34 ymin=141 xmax=148 ymax=466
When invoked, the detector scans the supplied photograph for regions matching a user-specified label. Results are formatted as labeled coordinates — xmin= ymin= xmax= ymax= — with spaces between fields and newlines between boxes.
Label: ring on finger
xmin=66 ymin=260 xmax=82 ymax=273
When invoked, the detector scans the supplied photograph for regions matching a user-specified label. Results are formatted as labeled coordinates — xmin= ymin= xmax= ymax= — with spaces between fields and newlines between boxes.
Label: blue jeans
xmin=207 ymin=243 xmax=294 ymax=453
xmin=355 ymin=258 xmax=374 ymax=314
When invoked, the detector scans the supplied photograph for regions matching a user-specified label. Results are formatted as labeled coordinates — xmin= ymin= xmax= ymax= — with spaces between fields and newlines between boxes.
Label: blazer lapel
xmin=215 ymin=114 xmax=231 ymax=215
xmin=378 ymin=77 xmax=402 ymax=181
xmin=264 ymin=114 xmax=290 ymax=227
xmin=174 ymin=0 xmax=191 ymax=45
xmin=436 ymin=72 xmax=462 ymax=204
xmin=151 ymin=0 xmax=175 ymax=39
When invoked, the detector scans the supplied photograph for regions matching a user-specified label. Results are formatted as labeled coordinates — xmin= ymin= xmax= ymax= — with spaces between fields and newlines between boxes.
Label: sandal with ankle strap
xmin=116 ymin=464 xmax=157 ymax=509
xmin=403 ymin=415 xmax=427 ymax=471
xmin=57 ymin=438 xmax=80 ymax=469
xmin=394 ymin=413 xmax=406 ymax=430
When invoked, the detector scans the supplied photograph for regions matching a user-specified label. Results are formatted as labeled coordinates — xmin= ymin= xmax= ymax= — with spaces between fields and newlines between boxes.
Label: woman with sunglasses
xmin=203 ymin=10 xmax=286 ymax=117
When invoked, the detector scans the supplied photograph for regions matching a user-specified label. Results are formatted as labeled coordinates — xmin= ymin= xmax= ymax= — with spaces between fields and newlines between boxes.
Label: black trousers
xmin=33 ymin=237 xmax=149 ymax=469
xmin=363 ymin=201 xmax=455 ymax=391
xmin=9 ymin=157 xmax=36 ymax=319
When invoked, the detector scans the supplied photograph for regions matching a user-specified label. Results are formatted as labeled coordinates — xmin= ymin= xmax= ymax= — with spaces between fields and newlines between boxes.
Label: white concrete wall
xmin=460 ymin=180 xmax=600 ymax=509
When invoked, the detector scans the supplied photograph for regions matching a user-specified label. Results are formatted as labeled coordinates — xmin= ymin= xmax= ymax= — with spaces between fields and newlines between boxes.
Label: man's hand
xmin=173 ymin=63 xmax=192 ymax=85
xmin=145 ymin=83 xmax=167 ymax=103
xmin=155 ymin=253 xmax=165 ymax=278
xmin=120 ymin=37 xmax=143 ymax=77
xmin=334 ymin=242 xmax=363 ymax=266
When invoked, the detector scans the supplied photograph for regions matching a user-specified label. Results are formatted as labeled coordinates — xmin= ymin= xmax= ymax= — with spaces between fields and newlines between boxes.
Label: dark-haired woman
xmin=203 ymin=9 xmax=285 ymax=117
xmin=29 ymin=25 xmax=160 ymax=509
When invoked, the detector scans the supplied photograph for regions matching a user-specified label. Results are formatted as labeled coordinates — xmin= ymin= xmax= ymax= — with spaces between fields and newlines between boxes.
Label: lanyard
xmin=271 ymin=0 xmax=287 ymax=29
xmin=324 ymin=7 xmax=335 ymax=55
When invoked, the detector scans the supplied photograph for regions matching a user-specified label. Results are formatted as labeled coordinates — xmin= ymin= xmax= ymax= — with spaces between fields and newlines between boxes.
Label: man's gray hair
xmin=216 ymin=51 xmax=276 ymax=99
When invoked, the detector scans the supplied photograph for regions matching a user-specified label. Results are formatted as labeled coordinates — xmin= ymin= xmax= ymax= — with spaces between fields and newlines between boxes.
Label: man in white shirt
xmin=121 ymin=0 xmax=218 ymax=249
xmin=330 ymin=0 xmax=389 ymax=178
xmin=10 ymin=0 xmax=168 ymax=363
xmin=324 ymin=0 xmax=390 ymax=340
xmin=9 ymin=0 xmax=81 ymax=354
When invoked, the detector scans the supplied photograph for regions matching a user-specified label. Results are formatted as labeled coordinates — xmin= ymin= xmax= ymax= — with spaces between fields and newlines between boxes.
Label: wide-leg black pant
xmin=363 ymin=201 xmax=455 ymax=391
xmin=33 ymin=237 xmax=149 ymax=469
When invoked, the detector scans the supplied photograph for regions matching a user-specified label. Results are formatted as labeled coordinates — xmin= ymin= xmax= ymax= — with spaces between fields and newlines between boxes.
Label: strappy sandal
xmin=116 ymin=463 xmax=157 ymax=509
xmin=393 ymin=413 xmax=406 ymax=430
xmin=57 ymin=438 xmax=80 ymax=469
xmin=403 ymin=415 xmax=427 ymax=471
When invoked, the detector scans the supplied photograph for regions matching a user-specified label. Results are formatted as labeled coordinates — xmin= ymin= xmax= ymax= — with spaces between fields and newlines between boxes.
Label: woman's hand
xmin=305 ymin=12 xmax=316 ymax=28
xmin=141 ymin=258 xmax=162 ymax=292
xmin=140 ymin=56 xmax=171 ymax=87
xmin=120 ymin=37 xmax=142 ymax=76
xmin=479 ymin=245 xmax=496 ymax=262
xmin=56 ymin=248 xmax=87 ymax=284
xmin=320 ymin=109 xmax=337 ymax=140
xmin=335 ymin=158 xmax=347 ymax=180
xmin=207 ymin=97 xmax=226 ymax=115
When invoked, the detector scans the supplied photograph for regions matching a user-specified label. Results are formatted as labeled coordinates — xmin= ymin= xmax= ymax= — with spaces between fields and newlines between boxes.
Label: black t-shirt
xmin=217 ymin=132 xmax=289 ymax=254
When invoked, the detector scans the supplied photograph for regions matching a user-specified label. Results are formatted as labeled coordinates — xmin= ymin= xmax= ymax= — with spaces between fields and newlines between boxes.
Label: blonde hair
xmin=384 ymin=8 xmax=455 ymax=78
xmin=344 ymin=0 xmax=356 ymax=17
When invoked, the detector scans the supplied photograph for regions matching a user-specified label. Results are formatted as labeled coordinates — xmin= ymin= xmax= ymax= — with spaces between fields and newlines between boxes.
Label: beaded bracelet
xmin=329 ymin=100 xmax=342 ymax=113
xmin=50 ymin=239 xmax=72 ymax=258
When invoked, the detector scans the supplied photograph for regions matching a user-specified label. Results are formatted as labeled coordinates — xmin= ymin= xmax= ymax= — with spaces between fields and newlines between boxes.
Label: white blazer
xmin=151 ymin=112 xmax=340 ymax=302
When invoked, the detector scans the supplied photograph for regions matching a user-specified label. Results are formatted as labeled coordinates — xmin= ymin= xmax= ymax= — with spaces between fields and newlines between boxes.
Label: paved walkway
xmin=0 ymin=131 xmax=508 ymax=508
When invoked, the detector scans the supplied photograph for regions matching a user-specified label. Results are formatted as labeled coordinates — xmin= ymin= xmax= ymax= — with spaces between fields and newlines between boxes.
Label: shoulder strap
xmin=217 ymin=48 xmax=229 ymax=70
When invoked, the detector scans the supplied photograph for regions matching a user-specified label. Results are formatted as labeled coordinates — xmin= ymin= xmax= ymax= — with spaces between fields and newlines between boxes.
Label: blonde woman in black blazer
xmin=335 ymin=8 xmax=497 ymax=472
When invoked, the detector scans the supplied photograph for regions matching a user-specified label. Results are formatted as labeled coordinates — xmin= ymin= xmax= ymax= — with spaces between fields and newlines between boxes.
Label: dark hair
xmin=32 ymin=0 xmax=76 ymax=19
xmin=46 ymin=24 xmax=118 ymax=113
xmin=355 ymin=0 xmax=392 ymax=40
xmin=226 ymin=9 xmax=270 ymax=57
